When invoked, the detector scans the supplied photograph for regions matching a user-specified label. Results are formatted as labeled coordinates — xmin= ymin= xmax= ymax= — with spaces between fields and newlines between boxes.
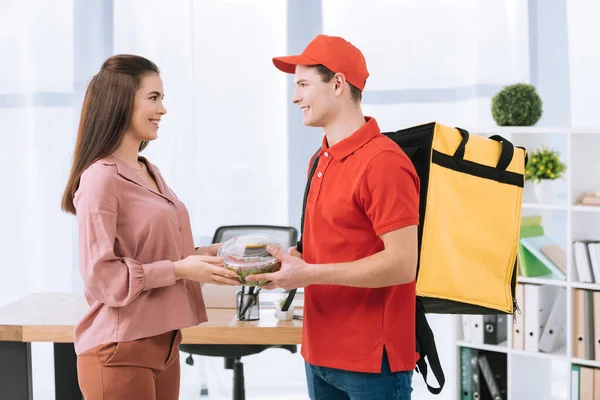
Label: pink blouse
xmin=73 ymin=155 xmax=207 ymax=355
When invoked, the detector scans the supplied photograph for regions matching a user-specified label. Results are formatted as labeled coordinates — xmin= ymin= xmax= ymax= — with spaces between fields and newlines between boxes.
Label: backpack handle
xmin=454 ymin=128 xmax=515 ymax=171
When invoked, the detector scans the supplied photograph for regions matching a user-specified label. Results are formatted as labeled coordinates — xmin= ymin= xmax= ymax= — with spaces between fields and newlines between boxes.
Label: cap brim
xmin=272 ymin=55 xmax=319 ymax=74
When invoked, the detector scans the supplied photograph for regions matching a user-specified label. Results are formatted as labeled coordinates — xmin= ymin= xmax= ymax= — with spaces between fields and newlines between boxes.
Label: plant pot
xmin=532 ymin=179 xmax=555 ymax=203
xmin=274 ymin=305 xmax=294 ymax=321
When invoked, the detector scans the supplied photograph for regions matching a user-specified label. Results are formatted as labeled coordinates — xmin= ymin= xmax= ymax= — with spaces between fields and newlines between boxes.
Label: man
xmin=246 ymin=34 xmax=420 ymax=400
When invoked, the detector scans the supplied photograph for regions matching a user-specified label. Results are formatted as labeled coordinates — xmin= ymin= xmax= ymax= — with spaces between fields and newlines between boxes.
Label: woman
xmin=61 ymin=54 xmax=240 ymax=399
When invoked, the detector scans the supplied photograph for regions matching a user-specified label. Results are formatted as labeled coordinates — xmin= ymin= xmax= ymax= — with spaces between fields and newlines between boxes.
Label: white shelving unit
xmin=453 ymin=127 xmax=600 ymax=400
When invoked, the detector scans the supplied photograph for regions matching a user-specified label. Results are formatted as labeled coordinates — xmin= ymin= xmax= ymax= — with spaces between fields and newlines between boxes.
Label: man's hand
xmin=195 ymin=242 xmax=223 ymax=257
xmin=289 ymin=245 xmax=303 ymax=259
xmin=245 ymin=245 xmax=314 ymax=290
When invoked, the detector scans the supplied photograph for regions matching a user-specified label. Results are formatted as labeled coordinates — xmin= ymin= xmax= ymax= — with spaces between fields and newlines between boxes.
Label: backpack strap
xmin=415 ymin=299 xmax=445 ymax=394
xmin=280 ymin=149 xmax=321 ymax=312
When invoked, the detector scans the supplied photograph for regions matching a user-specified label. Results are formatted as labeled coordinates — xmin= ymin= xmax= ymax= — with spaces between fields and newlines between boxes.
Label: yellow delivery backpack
xmin=381 ymin=122 xmax=527 ymax=394
xmin=285 ymin=121 xmax=527 ymax=395
xmin=385 ymin=122 xmax=527 ymax=315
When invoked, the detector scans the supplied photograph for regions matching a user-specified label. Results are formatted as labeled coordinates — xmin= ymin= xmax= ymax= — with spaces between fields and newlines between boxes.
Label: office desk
xmin=0 ymin=293 xmax=302 ymax=400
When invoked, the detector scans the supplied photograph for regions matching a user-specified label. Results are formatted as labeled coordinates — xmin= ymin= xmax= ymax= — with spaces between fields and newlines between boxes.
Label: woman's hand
xmin=194 ymin=243 xmax=223 ymax=257
xmin=174 ymin=255 xmax=239 ymax=285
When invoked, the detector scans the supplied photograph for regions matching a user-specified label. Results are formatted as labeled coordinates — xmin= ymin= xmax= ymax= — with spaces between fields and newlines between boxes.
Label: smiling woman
xmin=59 ymin=54 xmax=240 ymax=400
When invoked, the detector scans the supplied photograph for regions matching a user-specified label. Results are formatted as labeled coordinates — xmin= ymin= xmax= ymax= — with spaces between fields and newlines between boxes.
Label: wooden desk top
xmin=0 ymin=293 xmax=302 ymax=345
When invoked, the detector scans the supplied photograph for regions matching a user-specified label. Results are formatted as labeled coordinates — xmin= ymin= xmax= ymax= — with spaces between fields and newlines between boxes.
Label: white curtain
xmin=113 ymin=0 xmax=289 ymax=243
xmin=322 ymin=0 xmax=530 ymax=131
xmin=0 ymin=0 xmax=77 ymax=307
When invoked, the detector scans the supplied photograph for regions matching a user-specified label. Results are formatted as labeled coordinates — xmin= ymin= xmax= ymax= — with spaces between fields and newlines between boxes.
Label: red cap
xmin=272 ymin=34 xmax=369 ymax=92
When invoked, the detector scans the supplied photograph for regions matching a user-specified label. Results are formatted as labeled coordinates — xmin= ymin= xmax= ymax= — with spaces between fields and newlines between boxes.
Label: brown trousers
xmin=77 ymin=330 xmax=183 ymax=400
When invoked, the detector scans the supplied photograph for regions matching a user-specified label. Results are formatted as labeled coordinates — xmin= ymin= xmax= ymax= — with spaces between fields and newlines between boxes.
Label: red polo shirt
xmin=301 ymin=117 xmax=420 ymax=373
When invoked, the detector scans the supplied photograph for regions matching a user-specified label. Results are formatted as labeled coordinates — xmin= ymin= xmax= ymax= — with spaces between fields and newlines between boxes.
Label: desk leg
xmin=54 ymin=343 xmax=82 ymax=400
xmin=0 ymin=341 xmax=33 ymax=399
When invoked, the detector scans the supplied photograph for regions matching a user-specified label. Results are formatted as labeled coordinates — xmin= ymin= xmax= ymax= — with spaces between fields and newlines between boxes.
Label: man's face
xmin=291 ymin=65 xmax=336 ymax=127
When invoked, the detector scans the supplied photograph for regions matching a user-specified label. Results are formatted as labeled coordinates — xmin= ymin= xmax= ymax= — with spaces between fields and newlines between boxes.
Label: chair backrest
xmin=212 ymin=225 xmax=298 ymax=247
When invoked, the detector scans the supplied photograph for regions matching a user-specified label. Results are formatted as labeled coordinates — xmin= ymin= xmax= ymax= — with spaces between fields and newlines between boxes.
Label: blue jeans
xmin=304 ymin=350 xmax=413 ymax=400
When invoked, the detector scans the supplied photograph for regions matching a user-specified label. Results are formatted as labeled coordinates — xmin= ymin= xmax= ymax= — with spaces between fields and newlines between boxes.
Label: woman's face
xmin=126 ymin=73 xmax=167 ymax=142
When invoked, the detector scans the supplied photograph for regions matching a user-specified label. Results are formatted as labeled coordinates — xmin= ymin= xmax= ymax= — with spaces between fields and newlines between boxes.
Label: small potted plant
xmin=273 ymin=296 xmax=294 ymax=321
xmin=524 ymin=146 xmax=567 ymax=203
xmin=491 ymin=83 xmax=543 ymax=126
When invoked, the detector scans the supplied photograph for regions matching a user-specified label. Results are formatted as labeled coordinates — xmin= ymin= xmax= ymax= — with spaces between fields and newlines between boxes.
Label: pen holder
xmin=236 ymin=290 xmax=260 ymax=321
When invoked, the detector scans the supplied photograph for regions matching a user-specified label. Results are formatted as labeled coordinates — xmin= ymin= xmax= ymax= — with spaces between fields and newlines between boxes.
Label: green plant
xmin=524 ymin=146 xmax=566 ymax=182
xmin=491 ymin=83 xmax=543 ymax=126
xmin=277 ymin=296 xmax=287 ymax=309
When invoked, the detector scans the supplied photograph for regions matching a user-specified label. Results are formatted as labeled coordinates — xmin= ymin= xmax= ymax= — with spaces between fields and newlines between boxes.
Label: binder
xmin=580 ymin=366 xmax=594 ymax=400
xmin=470 ymin=315 xmax=485 ymax=345
xmin=521 ymin=215 xmax=542 ymax=227
xmin=573 ymin=289 xmax=586 ymax=359
xmin=538 ymin=289 xmax=566 ymax=353
xmin=520 ymin=236 xmax=567 ymax=279
xmin=588 ymin=242 xmax=600 ymax=283
xmin=574 ymin=242 xmax=594 ymax=283
xmin=518 ymin=225 xmax=552 ymax=277
xmin=477 ymin=354 xmax=503 ymax=400
xmin=584 ymin=290 xmax=595 ymax=360
xmin=571 ymin=365 xmax=580 ymax=400
xmin=594 ymin=291 xmax=600 ymax=361
xmin=483 ymin=315 xmax=507 ymax=345
xmin=480 ymin=352 xmax=507 ymax=400
xmin=512 ymin=284 xmax=525 ymax=350
xmin=594 ymin=369 xmax=600 ymax=400
xmin=524 ymin=284 xmax=559 ymax=352
xmin=460 ymin=347 xmax=472 ymax=400
xmin=462 ymin=315 xmax=473 ymax=342
xmin=540 ymin=243 xmax=567 ymax=275
xmin=470 ymin=349 xmax=481 ymax=400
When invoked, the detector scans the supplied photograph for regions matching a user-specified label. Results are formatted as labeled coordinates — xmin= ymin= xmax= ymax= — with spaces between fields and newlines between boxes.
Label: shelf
xmin=454 ymin=126 xmax=600 ymax=400
xmin=570 ymin=358 xmax=600 ymax=368
xmin=456 ymin=340 xmax=509 ymax=353
xmin=456 ymin=341 xmax=571 ymax=361
xmin=571 ymin=282 xmax=600 ymax=291
xmin=465 ymin=127 xmax=600 ymax=135
xmin=571 ymin=205 xmax=600 ymax=213
xmin=521 ymin=202 xmax=569 ymax=211
xmin=518 ymin=276 xmax=567 ymax=287
xmin=511 ymin=346 xmax=568 ymax=360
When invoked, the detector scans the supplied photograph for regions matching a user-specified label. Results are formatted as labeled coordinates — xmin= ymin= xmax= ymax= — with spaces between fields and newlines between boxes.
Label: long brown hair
xmin=61 ymin=54 xmax=160 ymax=214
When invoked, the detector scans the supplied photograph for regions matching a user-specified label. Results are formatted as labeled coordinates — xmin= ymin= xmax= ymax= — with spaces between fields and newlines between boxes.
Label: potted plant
xmin=491 ymin=83 xmax=543 ymax=126
xmin=273 ymin=296 xmax=294 ymax=321
xmin=524 ymin=146 xmax=567 ymax=203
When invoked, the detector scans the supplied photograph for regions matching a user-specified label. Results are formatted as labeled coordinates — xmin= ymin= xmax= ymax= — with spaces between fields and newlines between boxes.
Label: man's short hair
xmin=314 ymin=65 xmax=363 ymax=103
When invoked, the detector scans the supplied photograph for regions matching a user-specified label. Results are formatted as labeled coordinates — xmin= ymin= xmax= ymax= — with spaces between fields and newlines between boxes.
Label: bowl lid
xmin=217 ymin=234 xmax=284 ymax=269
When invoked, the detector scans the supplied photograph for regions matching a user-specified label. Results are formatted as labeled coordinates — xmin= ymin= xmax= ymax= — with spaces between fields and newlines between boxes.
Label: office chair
xmin=180 ymin=225 xmax=299 ymax=400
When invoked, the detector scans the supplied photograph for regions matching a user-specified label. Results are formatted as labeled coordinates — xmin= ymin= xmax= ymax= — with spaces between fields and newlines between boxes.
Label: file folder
xmin=470 ymin=349 xmax=480 ymax=400
xmin=571 ymin=365 xmax=580 ymax=400
xmin=584 ymin=290 xmax=595 ymax=360
xmin=477 ymin=354 xmax=503 ymax=400
xmin=520 ymin=236 xmax=567 ymax=279
xmin=483 ymin=315 xmax=507 ymax=345
xmin=460 ymin=347 xmax=472 ymax=400
xmin=580 ymin=366 xmax=594 ymax=400
xmin=462 ymin=315 xmax=472 ymax=343
xmin=538 ymin=289 xmax=566 ymax=353
xmin=470 ymin=315 xmax=485 ymax=345
xmin=524 ymin=284 xmax=559 ymax=352
xmin=594 ymin=369 xmax=600 ymax=400
xmin=573 ymin=290 xmax=586 ymax=359
xmin=594 ymin=291 xmax=600 ymax=361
